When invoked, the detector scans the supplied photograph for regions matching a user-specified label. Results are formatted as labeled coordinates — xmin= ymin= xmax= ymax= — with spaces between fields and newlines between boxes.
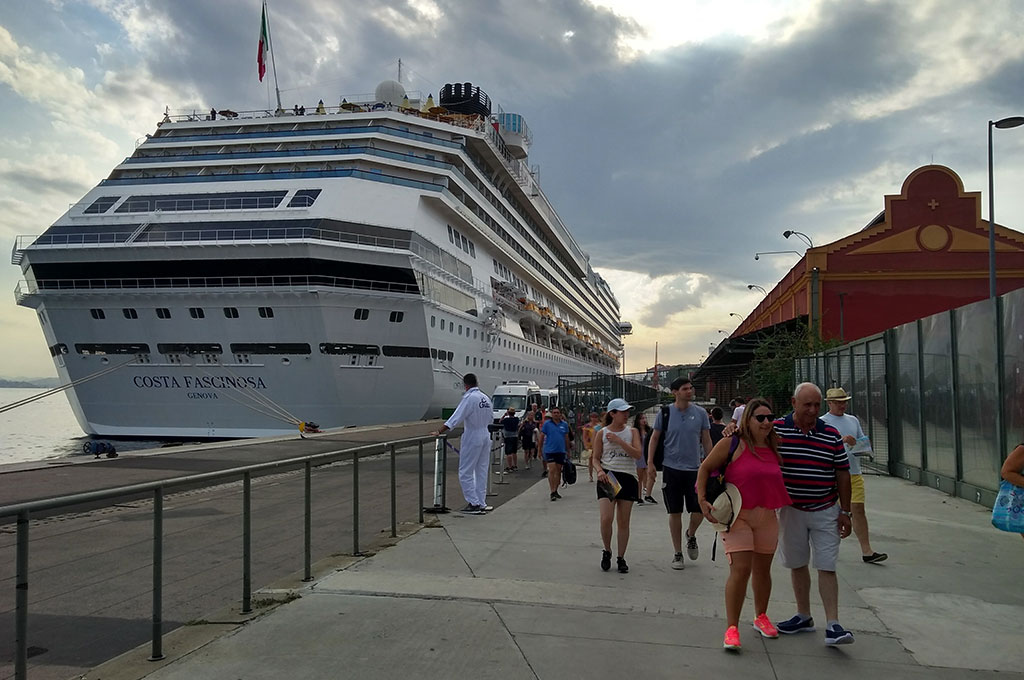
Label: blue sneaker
xmin=776 ymin=614 xmax=815 ymax=634
xmin=824 ymin=623 xmax=854 ymax=645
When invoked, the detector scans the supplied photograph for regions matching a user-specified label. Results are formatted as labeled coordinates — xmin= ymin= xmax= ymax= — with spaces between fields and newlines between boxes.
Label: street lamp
xmin=783 ymin=230 xmax=814 ymax=248
xmin=754 ymin=250 xmax=800 ymax=260
xmin=747 ymin=284 xmax=767 ymax=294
xmin=988 ymin=116 xmax=1024 ymax=298
xmin=729 ymin=312 xmax=742 ymax=319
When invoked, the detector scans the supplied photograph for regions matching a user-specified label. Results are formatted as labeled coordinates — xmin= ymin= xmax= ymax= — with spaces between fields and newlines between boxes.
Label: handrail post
xmin=352 ymin=450 xmax=361 ymax=555
xmin=149 ymin=488 xmax=165 ymax=660
xmin=303 ymin=461 xmax=312 ymax=582
xmin=389 ymin=443 xmax=397 ymax=538
xmin=15 ymin=510 xmax=29 ymax=680
xmin=418 ymin=440 xmax=424 ymax=524
xmin=441 ymin=437 xmax=448 ymax=510
xmin=241 ymin=472 xmax=252 ymax=614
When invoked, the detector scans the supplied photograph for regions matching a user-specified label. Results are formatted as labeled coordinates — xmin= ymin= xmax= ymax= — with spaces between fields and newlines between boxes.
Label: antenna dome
xmin=374 ymin=80 xmax=406 ymax=105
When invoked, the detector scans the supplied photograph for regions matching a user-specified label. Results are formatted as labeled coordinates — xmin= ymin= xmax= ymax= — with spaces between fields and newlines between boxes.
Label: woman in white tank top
xmin=591 ymin=398 xmax=643 ymax=573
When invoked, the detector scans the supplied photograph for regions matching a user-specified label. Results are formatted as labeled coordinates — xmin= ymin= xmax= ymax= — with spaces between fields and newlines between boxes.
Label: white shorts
xmin=778 ymin=504 xmax=841 ymax=572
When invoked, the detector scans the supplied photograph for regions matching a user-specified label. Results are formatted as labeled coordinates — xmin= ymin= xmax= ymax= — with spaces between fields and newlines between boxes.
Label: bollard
xmin=493 ymin=430 xmax=509 ymax=486
xmin=149 ymin=489 xmax=164 ymax=661
xmin=418 ymin=440 xmax=424 ymax=524
xmin=15 ymin=510 xmax=28 ymax=680
xmin=389 ymin=443 xmax=397 ymax=538
xmin=424 ymin=436 xmax=449 ymax=513
xmin=241 ymin=472 xmax=252 ymax=614
xmin=303 ymin=461 xmax=312 ymax=582
xmin=352 ymin=451 xmax=361 ymax=554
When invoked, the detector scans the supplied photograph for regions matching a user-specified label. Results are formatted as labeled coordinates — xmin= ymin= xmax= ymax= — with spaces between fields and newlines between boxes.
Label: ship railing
xmin=0 ymin=431 xmax=503 ymax=680
xmin=14 ymin=274 xmax=420 ymax=296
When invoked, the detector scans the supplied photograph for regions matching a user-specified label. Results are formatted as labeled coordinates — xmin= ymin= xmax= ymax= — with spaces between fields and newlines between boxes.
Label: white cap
xmin=606 ymin=398 xmax=632 ymax=412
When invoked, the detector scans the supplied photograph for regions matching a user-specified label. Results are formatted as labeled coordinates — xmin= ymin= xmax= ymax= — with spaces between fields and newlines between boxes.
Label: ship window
xmin=90 ymin=308 xmax=105 ymax=319
xmin=189 ymin=307 xmax=205 ymax=319
xmin=473 ymin=357 xmax=477 ymax=367
xmin=447 ymin=225 xmax=454 ymax=244
xmin=465 ymin=356 xmax=470 ymax=366
xmin=49 ymin=343 xmax=68 ymax=356
xmin=76 ymin=343 xmax=150 ymax=355
xmin=84 ymin=196 xmax=120 ymax=214
xmin=122 ymin=308 xmax=138 ymax=319
xmin=258 ymin=306 xmax=274 ymax=318
xmin=116 ymin=190 xmax=288 ymax=213
xmin=430 ymin=348 xmax=437 ymax=358
xmin=287 ymin=188 xmax=322 ymax=207
xmin=381 ymin=345 xmax=430 ymax=358
xmin=389 ymin=311 xmax=404 ymax=323
xmin=458 ymin=324 xmax=463 ymax=335
xmin=224 ymin=307 xmax=239 ymax=318
xmin=354 ymin=308 xmax=369 ymax=320
xmin=473 ymin=330 xmax=478 ymax=339
xmin=468 ymin=241 xmax=475 ymax=257
xmin=430 ymin=315 xmax=435 ymax=328
xmin=158 ymin=343 xmax=223 ymax=354
xmin=230 ymin=343 xmax=311 ymax=355
xmin=156 ymin=308 xmax=171 ymax=319
xmin=319 ymin=343 xmax=379 ymax=355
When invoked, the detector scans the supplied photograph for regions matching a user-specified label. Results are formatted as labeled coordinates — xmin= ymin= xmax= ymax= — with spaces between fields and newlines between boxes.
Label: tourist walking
xmin=773 ymin=383 xmax=855 ymax=645
xmin=647 ymin=377 xmax=712 ymax=569
xmin=500 ymin=407 xmax=521 ymax=472
xmin=592 ymin=399 xmax=642 ymax=573
xmin=709 ymin=407 xmax=726 ymax=445
xmin=432 ymin=373 xmax=493 ymax=515
xmin=820 ymin=387 xmax=887 ymax=563
xmin=520 ymin=415 xmax=538 ymax=470
xmin=697 ymin=398 xmax=792 ymax=650
xmin=632 ymin=411 xmax=655 ymax=504
xmin=538 ymin=406 xmax=571 ymax=501
xmin=582 ymin=412 xmax=601 ymax=481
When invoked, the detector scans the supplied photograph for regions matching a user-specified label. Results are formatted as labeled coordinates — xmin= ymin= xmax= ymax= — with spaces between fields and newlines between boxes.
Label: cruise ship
xmin=11 ymin=79 xmax=629 ymax=438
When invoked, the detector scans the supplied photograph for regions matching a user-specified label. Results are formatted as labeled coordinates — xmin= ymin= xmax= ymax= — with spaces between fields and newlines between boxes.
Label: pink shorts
xmin=721 ymin=507 xmax=779 ymax=558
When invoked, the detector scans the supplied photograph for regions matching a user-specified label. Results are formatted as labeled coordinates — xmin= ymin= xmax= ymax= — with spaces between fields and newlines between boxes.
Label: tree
xmin=747 ymin=323 xmax=839 ymax=410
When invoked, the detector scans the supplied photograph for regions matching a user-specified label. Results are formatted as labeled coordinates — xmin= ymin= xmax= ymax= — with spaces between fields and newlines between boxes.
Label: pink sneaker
xmin=753 ymin=613 xmax=779 ymax=638
xmin=723 ymin=625 xmax=741 ymax=650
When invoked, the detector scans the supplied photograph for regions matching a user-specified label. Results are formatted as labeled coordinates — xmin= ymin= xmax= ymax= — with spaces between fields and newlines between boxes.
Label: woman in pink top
xmin=697 ymin=398 xmax=792 ymax=651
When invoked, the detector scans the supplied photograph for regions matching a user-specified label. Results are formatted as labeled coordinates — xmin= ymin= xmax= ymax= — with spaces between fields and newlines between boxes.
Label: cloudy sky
xmin=1 ymin=0 xmax=1023 ymax=380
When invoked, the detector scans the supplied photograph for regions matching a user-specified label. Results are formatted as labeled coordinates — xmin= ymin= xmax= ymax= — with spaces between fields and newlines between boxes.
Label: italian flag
xmin=257 ymin=4 xmax=268 ymax=82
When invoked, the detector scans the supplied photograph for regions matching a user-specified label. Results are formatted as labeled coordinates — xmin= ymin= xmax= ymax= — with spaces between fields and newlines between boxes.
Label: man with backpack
xmin=647 ymin=377 xmax=712 ymax=569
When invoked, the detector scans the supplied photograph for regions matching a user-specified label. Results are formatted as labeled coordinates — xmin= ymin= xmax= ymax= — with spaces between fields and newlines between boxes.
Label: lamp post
xmin=729 ymin=312 xmax=742 ymax=319
xmin=753 ymin=250 xmax=800 ymax=260
xmin=747 ymin=284 xmax=767 ymax=294
xmin=988 ymin=116 xmax=1024 ymax=298
xmin=783 ymin=230 xmax=814 ymax=248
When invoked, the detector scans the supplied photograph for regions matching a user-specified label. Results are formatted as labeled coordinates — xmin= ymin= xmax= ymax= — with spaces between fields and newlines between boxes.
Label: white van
xmin=492 ymin=380 xmax=541 ymax=422
xmin=539 ymin=388 xmax=558 ymax=412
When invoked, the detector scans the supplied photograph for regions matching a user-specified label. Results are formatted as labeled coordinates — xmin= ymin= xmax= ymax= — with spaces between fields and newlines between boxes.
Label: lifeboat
xmin=520 ymin=298 xmax=541 ymax=322
xmin=553 ymin=319 xmax=567 ymax=339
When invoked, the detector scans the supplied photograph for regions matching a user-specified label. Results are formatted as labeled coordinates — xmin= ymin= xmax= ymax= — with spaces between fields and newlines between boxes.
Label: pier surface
xmin=3 ymin=428 xmax=1023 ymax=680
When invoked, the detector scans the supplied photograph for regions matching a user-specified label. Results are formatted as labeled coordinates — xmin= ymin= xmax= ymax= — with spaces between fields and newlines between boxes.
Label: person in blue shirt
xmin=538 ymin=406 xmax=571 ymax=501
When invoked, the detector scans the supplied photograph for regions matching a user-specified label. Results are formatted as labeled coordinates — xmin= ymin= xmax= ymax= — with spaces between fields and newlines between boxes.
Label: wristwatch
xmin=840 ymin=510 xmax=852 ymax=517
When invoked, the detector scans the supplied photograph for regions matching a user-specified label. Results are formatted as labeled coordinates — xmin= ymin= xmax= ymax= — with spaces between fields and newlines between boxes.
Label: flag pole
xmin=264 ymin=1 xmax=283 ymax=113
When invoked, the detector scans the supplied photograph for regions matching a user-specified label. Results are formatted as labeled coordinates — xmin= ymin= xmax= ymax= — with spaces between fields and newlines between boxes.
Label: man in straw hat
xmin=820 ymin=387 xmax=887 ymax=564
xmin=773 ymin=383 xmax=855 ymax=645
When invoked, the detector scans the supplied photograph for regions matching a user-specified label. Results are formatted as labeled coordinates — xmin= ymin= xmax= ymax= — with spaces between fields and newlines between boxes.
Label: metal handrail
xmin=2 ymin=432 xmax=454 ymax=680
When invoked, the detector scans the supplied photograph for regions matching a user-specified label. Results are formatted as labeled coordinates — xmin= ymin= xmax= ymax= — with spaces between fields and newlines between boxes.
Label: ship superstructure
xmin=12 ymin=79 xmax=627 ymax=438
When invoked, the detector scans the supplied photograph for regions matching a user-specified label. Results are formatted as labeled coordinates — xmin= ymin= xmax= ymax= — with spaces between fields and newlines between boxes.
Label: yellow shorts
xmin=851 ymin=474 xmax=866 ymax=504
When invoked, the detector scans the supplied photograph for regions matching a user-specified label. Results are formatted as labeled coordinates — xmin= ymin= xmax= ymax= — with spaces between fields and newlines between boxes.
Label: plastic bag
xmin=991 ymin=480 xmax=1024 ymax=533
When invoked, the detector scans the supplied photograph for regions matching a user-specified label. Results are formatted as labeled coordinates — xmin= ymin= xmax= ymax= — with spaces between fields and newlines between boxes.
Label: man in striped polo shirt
xmin=774 ymin=382 xmax=855 ymax=645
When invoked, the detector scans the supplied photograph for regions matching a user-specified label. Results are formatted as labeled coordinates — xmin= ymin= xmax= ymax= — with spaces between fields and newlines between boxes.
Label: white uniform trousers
xmin=458 ymin=436 xmax=491 ymax=507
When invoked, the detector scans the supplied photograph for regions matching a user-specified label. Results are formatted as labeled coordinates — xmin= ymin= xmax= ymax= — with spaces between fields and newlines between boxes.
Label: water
xmin=0 ymin=388 xmax=167 ymax=465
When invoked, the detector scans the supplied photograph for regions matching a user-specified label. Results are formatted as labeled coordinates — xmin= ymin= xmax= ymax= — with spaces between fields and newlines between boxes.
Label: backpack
xmin=561 ymin=458 xmax=577 ymax=486
xmin=652 ymin=404 xmax=671 ymax=471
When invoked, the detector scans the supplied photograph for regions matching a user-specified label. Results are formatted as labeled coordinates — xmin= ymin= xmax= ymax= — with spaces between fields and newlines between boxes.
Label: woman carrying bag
xmin=592 ymin=398 xmax=643 ymax=574
xmin=697 ymin=398 xmax=792 ymax=651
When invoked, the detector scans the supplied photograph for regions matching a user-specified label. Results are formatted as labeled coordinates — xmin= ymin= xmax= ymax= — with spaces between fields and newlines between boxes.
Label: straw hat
xmin=825 ymin=387 xmax=852 ymax=401
xmin=709 ymin=483 xmax=743 ymax=532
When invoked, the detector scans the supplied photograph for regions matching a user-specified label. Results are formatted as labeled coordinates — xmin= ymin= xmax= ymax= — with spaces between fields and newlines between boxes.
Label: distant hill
xmin=0 ymin=377 xmax=60 ymax=389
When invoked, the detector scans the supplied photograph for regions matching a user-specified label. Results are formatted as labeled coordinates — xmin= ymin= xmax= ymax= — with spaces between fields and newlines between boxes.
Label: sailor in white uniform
xmin=434 ymin=373 xmax=494 ymax=514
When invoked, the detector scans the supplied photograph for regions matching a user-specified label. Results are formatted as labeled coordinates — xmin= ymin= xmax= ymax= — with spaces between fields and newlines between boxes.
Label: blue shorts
xmin=544 ymin=452 xmax=567 ymax=465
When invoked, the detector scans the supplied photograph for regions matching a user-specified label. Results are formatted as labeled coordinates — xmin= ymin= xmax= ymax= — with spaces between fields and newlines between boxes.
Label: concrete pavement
xmin=86 ymin=471 xmax=1024 ymax=680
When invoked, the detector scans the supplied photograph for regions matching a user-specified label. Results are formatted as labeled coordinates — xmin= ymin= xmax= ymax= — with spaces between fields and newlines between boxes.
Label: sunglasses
xmin=753 ymin=413 xmax=775 ymax=423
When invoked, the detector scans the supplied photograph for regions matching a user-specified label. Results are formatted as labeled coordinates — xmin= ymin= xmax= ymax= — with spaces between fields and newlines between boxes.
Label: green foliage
xmin=747 ymin=323 xmax=839 ymax=409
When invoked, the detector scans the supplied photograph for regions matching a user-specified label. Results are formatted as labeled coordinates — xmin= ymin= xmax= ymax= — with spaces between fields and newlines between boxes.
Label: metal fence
xmin=796 ymin=287 xmax=1022 ymax=506
xmin=0 ymin=433 xmax=467 ymax=680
